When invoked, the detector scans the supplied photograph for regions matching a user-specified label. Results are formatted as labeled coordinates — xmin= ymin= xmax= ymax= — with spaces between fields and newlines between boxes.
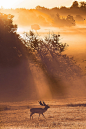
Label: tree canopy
xmin=0 ymin=13 xmax=17 ymax=35
xmin=0 ymin=13 xmax=27 ymax=67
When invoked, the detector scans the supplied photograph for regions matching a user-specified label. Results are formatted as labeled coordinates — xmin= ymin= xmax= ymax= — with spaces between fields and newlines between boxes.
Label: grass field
xmin=1 ymin=99 xmax=86 ymax=129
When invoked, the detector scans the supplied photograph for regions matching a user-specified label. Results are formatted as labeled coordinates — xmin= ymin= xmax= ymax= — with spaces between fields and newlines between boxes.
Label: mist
xmin=1 ymin=2 xmax=86 ymax=129
xmin=0 ymin=1 xmax=86 ymax=102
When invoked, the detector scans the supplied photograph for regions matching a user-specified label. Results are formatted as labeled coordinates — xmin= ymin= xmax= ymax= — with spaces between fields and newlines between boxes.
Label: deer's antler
xmin=39 ymin=101 xmax=47 ymax=106
xmin=39 ymin=101 xmax=44 ymax=106
xmin=43 ymin=101 xmax=46 ymax=106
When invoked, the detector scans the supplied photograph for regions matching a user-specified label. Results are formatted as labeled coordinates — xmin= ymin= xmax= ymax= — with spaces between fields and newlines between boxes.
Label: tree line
xmin=0 ymin=1 xmax=86 ymax=27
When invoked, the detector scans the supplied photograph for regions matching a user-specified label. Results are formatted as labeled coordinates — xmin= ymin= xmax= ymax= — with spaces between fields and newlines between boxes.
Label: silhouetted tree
xmin=36 ymin=5 xmax=48 ymax=11
xmin=23 ymin=30 xmax=82 ymax=99
xmin=0 ymin=13 xmax=38 ymax=101
xmin=36 ymin=5 xmax=42 ymax=10
xmin=0 ymin=13 xmax=17 ymax=35
xmin=52 ymin=14 xmax=75 ymax=27
xmin=71 ymin=1 xmax=79 ymax=8
xmin=60 ymin=6 xmax=68 ymax=11
xmin=0 ymin=13 xmax=27 ymax=67
xmin=66 ymin=15 xmax=75 ymax=26
xmin=23 ymin=30 xmax=68 ymax=54
xmin=80 ymin=1 xmax=86 ymax=10
xmin=80 ymin=1 xmax=86 ymax=7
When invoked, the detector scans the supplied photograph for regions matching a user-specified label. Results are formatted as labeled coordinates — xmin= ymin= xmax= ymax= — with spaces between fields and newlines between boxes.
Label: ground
xmin=1 ymin=98 xmax=86 ymax=129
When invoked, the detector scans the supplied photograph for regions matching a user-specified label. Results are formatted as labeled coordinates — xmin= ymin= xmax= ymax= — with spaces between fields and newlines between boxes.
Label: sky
xmin=0 ymin=0 xmax=86 ymax=9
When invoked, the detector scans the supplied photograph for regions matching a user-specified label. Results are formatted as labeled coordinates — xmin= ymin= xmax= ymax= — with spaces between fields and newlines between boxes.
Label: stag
xmin=30 ymin=101 xmax=50 ymax=119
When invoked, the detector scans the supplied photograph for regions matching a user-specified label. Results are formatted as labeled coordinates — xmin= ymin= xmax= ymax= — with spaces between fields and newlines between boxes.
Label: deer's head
xmin=39 ymin=101 xmax=50 ymax=109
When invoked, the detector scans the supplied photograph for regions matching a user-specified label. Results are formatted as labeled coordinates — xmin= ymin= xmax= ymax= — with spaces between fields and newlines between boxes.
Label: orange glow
xmin=1 ymin=0 xmax=86 ymax=9
xmin=15 ymin=0 xmax=86 ymax=9
xmin=0 ymin=0 xmax=23 ymax=9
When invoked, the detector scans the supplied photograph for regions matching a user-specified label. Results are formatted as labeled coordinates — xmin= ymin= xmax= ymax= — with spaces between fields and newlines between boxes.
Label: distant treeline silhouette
xmin=0 ymin=1 xmax=86 ymax=27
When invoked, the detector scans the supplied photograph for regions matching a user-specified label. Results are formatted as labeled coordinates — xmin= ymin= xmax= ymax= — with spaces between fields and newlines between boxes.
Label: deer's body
xmin=30 ymin=101 xmax=50 ymax=119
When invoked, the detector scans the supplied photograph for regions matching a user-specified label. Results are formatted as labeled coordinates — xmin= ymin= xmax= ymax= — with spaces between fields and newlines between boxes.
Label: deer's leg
xmin=30 ymin=112 xmax=34 ymax=120
xmin=42 ymin=113 xmax=46 ymax=119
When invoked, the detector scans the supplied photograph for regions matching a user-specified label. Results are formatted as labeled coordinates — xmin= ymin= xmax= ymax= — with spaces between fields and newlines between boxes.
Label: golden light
xmin=0 ymin=0 xmax=23 ymax=9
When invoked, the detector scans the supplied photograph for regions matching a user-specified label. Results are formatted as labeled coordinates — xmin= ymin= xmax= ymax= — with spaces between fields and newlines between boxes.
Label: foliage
xmin=23 ymin=30 xmax=68 ymax=54
xmin=0 ymin=13 xmax=38 ymax=101
xmin=80 ymin=1 xmax=86 ymax=7
xmin=71 ymin=1 xmax=79 ymax=8
xmin=0 ymin=13 xmax=17 ymax=35
xmin=66 ymin=15 xmax=75 ymax=26
xmin=53 ymin=14 xmax=76 ymax=27
xmin=0 ymin=13 xmax=27 ymax=67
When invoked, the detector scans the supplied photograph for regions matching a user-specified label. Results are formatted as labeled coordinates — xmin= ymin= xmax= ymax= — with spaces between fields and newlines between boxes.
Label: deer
xmin=30 ymin=101 xmax=50 ymax=119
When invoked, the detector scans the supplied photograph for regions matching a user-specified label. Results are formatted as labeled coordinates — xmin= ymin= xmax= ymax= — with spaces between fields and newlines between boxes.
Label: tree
xmin=0 ymin=13 xmax=17 ymax=35
xmin=66 ymin=15 xmax=75 ymax=26
xmin=23 ymin=30 xmax=68 ymax=54
xmin=0 ymin=13 xmax=37 ymax=101
xmin=71 ymin=1 xmax=79 ymax=8
xmin=0 ymin=13 xmax=26 ymax=67
xmin=52 ymin=14 xmax=75 ymax=27
xmin=36 ymin=5 xmax=42 ymax=10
